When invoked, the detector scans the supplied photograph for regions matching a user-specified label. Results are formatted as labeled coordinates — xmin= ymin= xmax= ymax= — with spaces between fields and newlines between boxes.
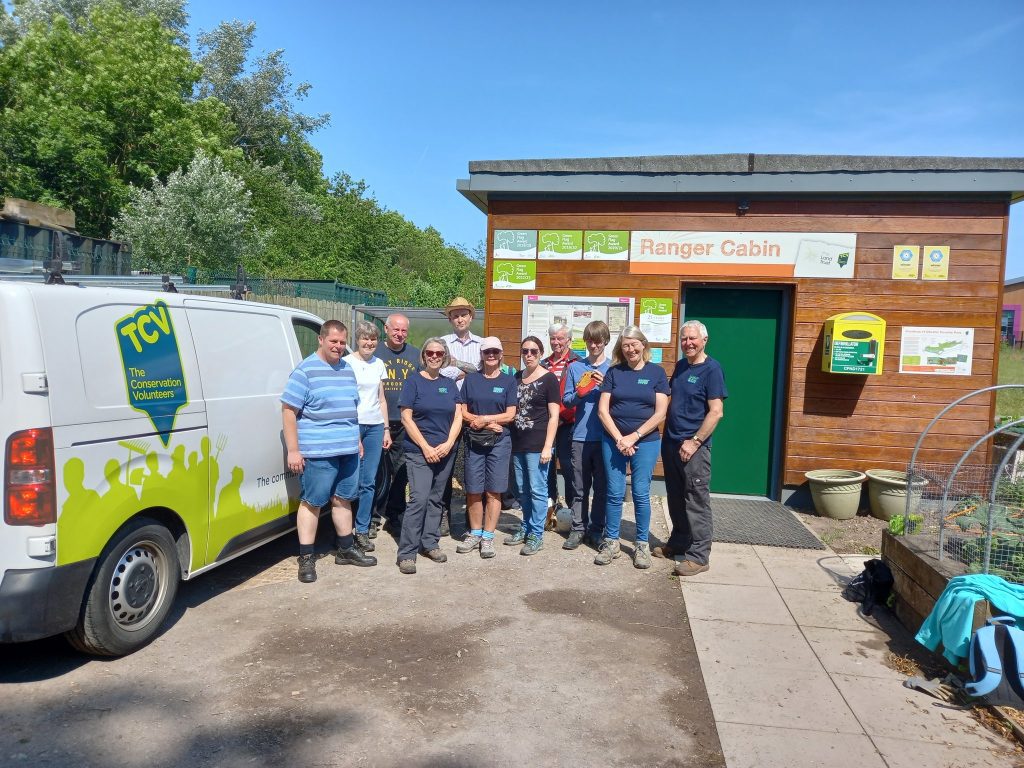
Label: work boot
xmin=421 ymin=548 xmax=448 ymax=563
xmin=562 ymin=530 xmax=584 ymax=550
xmin=479 ymin=539 xmax=496 ymax=559
xmin=520 ymin=534 xmax=544 ymax=556
xmin=398 ymin=559 xmax=417 ymax=575
xmin=297 ymin=554 xmax=317 ymax=583
xmin=584 ymin=530 xmax=603 ymax=550
xmin=633 ymin=542 xmax=652 ymax=570
xmin=594 ymin=539 xmax=621 ymax=566
xmin=439 ymin=511 xmax=451 ymax=538
xmin=652 ymin=543 xmax=677 ymax=559
xmin=675 ymin=560 xmax=710 ymax=577
xmin=335 ymin=546 xmax=377 ymax=567
xmin=354 ymin=532 xmax=375 ymax=553
xmin=456 ymin=534 xmax=482 ymax=554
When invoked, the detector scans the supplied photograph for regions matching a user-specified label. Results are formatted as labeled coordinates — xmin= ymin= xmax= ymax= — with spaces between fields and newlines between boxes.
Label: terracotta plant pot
xmin=865 ymin=469 xmax=928 ymax=522
xmin=805 ymin=470 xmax=867 ymax=520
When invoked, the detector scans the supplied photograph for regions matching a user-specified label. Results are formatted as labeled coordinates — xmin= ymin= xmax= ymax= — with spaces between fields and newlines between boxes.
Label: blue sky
xmin=55 ymin=2 xmax=1024 ymax=272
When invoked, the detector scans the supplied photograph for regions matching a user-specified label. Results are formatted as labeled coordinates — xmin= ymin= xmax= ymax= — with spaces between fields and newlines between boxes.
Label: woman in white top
xmin=344 ymin=320 xmax=392 ymax=552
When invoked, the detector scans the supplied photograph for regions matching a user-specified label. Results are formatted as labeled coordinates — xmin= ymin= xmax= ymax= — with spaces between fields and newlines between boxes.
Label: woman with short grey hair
xmin=344 ymin=320 xmax=391 ymax=553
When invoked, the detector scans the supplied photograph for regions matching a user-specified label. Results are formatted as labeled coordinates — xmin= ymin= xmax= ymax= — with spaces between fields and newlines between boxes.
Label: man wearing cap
xmin=439 ymin=296 xmax=484 ymax=536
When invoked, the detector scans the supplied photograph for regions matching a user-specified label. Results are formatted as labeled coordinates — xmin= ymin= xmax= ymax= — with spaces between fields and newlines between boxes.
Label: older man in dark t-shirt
xmin=373 ymin=313 xmax=420 ymax=535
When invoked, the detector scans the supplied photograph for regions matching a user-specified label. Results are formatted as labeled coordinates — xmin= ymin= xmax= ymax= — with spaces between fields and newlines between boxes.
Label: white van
xmin=0 ymin=281 xmax=325 ymax=655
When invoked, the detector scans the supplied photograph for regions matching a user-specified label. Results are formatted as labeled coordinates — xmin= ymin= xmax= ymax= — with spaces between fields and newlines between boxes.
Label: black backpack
xmin=841 ymin=559 xmax=894 ymax=616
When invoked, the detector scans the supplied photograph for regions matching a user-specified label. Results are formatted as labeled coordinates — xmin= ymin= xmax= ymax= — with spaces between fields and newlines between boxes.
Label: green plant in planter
xmin=888 ymin=514 xmax=924 ymax=535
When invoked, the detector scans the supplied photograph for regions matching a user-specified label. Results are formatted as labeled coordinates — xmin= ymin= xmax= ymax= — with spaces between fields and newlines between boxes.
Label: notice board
xmin=522 ymin=295 xmax=635 ymax=353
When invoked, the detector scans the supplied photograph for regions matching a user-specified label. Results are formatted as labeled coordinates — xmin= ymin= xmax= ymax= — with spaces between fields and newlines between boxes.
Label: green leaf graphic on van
xmin=115 ymin=300 xmax=188 ymax=446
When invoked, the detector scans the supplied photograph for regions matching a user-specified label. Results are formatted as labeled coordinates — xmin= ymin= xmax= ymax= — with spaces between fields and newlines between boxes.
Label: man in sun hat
xmin=439 ymin=296 xmax=484 ymax=536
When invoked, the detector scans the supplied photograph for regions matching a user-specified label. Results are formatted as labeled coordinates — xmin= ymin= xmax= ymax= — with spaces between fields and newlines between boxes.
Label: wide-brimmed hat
xmin=444 ymin=296 xmax=475 ymax=317
xmin=480 ymin=336 xmax=503 ymax=352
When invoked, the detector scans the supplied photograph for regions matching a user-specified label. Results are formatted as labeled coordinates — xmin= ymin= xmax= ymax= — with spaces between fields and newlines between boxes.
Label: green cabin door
xmin=682 ymin=286 xmax=786 ymax=497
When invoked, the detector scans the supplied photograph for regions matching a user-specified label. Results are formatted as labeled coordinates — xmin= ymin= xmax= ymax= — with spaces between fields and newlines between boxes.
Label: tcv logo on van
xmin=115 ymin=300 xmax=189 ymax=445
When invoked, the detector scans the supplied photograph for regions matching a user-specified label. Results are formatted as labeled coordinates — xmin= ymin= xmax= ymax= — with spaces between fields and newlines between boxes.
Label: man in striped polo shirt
xmin=282 ymin=319 xmax=376 ymax=583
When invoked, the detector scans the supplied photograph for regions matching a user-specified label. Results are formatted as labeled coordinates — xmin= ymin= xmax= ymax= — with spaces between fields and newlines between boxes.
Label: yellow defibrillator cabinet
xmin=822 ymin=312 xmax=886 ymax=375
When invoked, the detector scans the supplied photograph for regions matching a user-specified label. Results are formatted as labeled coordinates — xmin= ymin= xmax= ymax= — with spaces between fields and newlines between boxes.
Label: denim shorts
xmin=464 ymin=434 xmax=512 ymax=494
xmin=300 ymin=454 xmax=360 ymax=507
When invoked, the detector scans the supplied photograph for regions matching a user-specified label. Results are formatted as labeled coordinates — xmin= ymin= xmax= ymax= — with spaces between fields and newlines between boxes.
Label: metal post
xmin=984 ymin=430 xmax=1024 ymax=573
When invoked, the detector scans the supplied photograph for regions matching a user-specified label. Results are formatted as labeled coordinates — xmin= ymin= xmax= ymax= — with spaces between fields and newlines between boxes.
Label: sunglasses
xmin=520 ymin=348 xmax=541 ymax=356
xmin=482 ymin=349 xmax=502 ymax=355
xmin=424 ymin=350 xmax=445 ymax=359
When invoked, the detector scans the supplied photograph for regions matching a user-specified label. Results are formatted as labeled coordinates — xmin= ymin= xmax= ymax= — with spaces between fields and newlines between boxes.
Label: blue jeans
xmin=513 ymin=452 xmax=549 ymax=537
xmin=355 ymin=423 xmax=385 ymax=534
xmin=300 ymin=454 xmax=359 ymax=507
xmin=602 ymin=435 xmax=661 ymax=543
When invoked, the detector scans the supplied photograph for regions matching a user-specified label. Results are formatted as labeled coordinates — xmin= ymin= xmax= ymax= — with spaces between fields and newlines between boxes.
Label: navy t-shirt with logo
xmin=600 ymin=362 xmax=670 ymax=442
xmin=665 ymin=356 xmax=728 ymax=444
xmin=398 ymin=373 xmax=463 ymax=451
xmin=461 ymin=371 xmax=517 ymax=436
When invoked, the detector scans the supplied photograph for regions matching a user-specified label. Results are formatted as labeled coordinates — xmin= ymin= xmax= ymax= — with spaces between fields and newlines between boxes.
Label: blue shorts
xmin=464 ymin=434 xmax=512 ymax=494
xmin=300 ymin=454 xmax=360 ymax=507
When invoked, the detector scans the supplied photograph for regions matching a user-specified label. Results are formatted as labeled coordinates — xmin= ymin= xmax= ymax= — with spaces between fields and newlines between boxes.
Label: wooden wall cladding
xmin=485 ymin=198 xmax=1009 ymax=487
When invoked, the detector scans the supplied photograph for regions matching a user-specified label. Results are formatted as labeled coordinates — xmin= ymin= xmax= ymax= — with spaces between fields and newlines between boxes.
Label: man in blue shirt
xmin=282 ymin=319 xmax=376 ymax=583
xmin=657 ymin=320 xmax=727 ymax=576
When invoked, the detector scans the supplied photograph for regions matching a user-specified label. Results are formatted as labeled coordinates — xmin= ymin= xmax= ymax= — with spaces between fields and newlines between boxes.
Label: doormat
xmin=712 ymin=497 xmax=825 ymax=549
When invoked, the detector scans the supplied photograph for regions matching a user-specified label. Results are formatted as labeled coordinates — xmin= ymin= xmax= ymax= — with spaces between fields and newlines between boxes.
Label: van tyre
xmin=66 ymin=518 xmax=180 ymax=656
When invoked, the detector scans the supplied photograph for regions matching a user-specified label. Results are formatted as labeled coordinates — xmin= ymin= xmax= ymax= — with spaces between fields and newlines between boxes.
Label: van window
xmin=292 ymin=319 xmax=321 ymax=359
xmin=187 ymin=308 xmax=293 ymax=398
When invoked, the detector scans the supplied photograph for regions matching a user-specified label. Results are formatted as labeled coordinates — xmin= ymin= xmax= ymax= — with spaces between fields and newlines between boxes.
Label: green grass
xmin=998 ymin=344 xmax=1024 ymax=420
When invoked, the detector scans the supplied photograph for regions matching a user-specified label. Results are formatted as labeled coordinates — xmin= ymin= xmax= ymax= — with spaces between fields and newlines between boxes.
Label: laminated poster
xmin=492 ymin=260 xmax=536 ymax=290
xmin=583 ymin=230 xmax=630 ymax=261
xmin=891 ymin=245 xmax=920 ymax=280
xmin=639 ymin=297 xmax=673 ymax=343
xmin=922 ymin=246 xmax=950 ymax=281
xmin=899 ymin=326 xmax=973 ymax=375
xmin=493 ymin=230 xmax=537 ymax=260
xmin=538 ymin=230 xmax=583 ymax=260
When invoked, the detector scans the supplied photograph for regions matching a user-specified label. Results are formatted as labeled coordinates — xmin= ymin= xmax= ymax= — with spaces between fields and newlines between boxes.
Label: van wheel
xmin=66 ymin=517 xmax=180 ymax=656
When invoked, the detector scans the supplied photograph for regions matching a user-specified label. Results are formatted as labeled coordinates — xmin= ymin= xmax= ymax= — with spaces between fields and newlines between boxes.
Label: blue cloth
xmin=665 ymin=357 xmax=728 ymax=445
xmin=513 ymin=451 xmax=549 ymax=537
xmin=354 ymin=423 xmax=385 ymax=533
xmin=399 ymin=373 xmax=463 ymax=451
xmin=461 ymin=371 xmax=518 ymax=436
xmin=602 ymin=435 xmax=660 ymax=542
xmin=564 ymin=358 xmax=612 ymax=442
xmin=465 ymin=434 xmax=512 ymax=494
xmin=916 ymin=574 xmax=1024 ymax=664
xmin=599 ymin=362 xmax=669 ymax=442
xmin=281 ymin=353 xmax=360 ymax=458
xmin=300 ymin=454 xmax=359 ymax=506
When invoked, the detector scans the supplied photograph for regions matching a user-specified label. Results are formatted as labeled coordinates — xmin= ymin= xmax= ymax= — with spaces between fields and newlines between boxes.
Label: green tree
xmin=0 ymin=3 xmax=231 ymax=236
xmin=113 ymin=150 xmax=257 ymax=279
xmin=3 ymin=0 xmax=188 ymax=41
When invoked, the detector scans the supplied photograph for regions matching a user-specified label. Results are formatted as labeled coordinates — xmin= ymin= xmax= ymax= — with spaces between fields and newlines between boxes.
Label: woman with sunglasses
xmin=396 ymin=337 xmax=464 ymax=574
xmin=505 ymin=336 xmax=560 ymax=555
xmin=455 ymin=337 xmax=518 ymax=559
xmin=596 ymin=325 xmax=669 ymax=569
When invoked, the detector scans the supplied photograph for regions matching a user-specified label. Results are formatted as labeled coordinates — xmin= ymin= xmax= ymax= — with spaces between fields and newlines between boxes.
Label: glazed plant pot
xmin=805 ymin=470 xmax=867 ymax=520
xmin=865 ymin=469 xmax=928 ymax=522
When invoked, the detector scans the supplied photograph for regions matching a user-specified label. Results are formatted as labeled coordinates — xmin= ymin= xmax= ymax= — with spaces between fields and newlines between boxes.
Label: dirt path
xmin=1 ymin=502 xmax=723 ymax=768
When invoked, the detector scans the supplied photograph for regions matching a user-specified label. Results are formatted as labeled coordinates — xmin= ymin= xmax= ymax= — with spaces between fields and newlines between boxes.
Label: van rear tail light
xmin=4 ymin=428 xmax=56 ymax=525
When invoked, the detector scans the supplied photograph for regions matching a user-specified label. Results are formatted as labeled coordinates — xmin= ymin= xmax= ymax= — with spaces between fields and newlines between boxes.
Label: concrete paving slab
xmin=689 ymin=618 xmax=819 ymax=670
xmin=672 ymin=545 xmax=775 ymax=587
xmin=679 ymin=582 xmax=795 ymax=625
xmin=801 ymin=625 xmax=905 ymax=680
xmin=779 ymin=587 xmax=881 ymax=632
xmin=758 ymin=552 xmax=857 ymax=592
xmin=871 ymin=735 xmax=1023 ymax=767
xmin=716 ymin=722 xmax=887 ymax=768
xmin=699 ymin=660 xmax=863 ymax=733
xmin=831 ymin=673 xmax=1012 ymax=748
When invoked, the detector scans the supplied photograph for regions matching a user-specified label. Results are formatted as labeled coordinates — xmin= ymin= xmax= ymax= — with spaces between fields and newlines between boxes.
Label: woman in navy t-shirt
xmin=456 ymin=336 xmax=517 ymax=560
xmin=397 ymin=337 xmax=464 ymax=574
xmin=596 ymin=325 xmax=669 ymax=569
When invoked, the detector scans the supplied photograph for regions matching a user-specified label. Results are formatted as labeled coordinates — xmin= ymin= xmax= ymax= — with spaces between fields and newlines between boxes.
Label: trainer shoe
xmin=652 ymin=544 xmax=678 ymax=559
xmin=562 ymin=530 xmax=584 ymax=550
xmin=297 ymin=554 xmax=317 ymax=583
xmin=504 ymin=529 xmax=526 ymax=546
xmin=335 ymin=546 xmax=377 ymax=567
xmin=456 ymin=534 xmax=482 ymax=554
xmin=593 ymin=539 xmax=621 ymax=566
xmin=675 ymin=560 xmax=710 ymax=577
xmin=520 ymin=534 xmax=544 ymax=556
xmin=354 ymin=532 xmax=375 ymax=553
xmin=398 ymin=559 xmax=417 ymax=575
xmin=479 ymin=539 xmax=496 ymax=559
xmin=421 ymin=548 xmax=448 ymax=563
xmin=633 ymin=542 xmax=652 ymax=570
